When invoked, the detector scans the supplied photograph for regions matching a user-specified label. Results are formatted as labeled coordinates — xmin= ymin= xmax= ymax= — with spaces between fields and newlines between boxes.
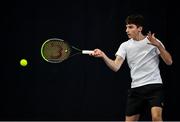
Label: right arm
xmin=90 ymin=49 xmax=124 ymax=72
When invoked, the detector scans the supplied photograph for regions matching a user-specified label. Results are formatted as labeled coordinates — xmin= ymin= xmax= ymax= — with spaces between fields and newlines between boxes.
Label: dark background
xmin=1 ymin=0 xmax=179 ymax=121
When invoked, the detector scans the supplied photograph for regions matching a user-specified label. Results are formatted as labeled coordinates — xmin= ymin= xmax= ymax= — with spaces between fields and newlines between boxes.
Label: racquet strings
xmin=42 ymin=40 xmax=71 ymax=63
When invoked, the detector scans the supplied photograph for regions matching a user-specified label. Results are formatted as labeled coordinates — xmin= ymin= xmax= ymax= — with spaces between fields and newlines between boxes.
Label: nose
xmin=126 ymin=28 xmax=128 ymax=33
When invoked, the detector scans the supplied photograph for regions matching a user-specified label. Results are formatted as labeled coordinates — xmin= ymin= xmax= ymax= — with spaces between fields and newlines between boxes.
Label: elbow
xmin=113 ymin=69 xmax=119 ymax=72
xmin=166 ymin=59 xmax=173 ymax=66
xmin=112 ymin=67 xmax=120 ymax=72
xmin=167 ymin=61 xmax=173 ymax=66
xmin=111 ymin=60 xmax=122 ymax=72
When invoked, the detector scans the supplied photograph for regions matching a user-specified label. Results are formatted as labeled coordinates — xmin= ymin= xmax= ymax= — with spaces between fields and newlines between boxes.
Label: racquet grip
xmin=82 ymin=50 xmax=94 ymax=54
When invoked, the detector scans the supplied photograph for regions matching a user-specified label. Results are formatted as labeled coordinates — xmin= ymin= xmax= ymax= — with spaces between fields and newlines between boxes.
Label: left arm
xmin=147 ymin=31 xmax=173 ymax=65
xmin=156 ymin=44 xmax=173 ymax=65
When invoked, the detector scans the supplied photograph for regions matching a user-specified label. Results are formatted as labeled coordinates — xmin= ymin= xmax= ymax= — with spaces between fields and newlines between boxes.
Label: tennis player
xmin=91 ymin=14 xmax=173 ymax=121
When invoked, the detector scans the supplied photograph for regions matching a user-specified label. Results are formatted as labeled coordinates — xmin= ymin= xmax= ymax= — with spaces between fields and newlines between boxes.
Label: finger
xmin=147 ymin=31 xmax=151 ymax=38
xmin=94 ymin=49 xmax=97 ymax=52
xmin=152 ymin=33 xmax=156 ymax=38
xmin=90 ymin=51 xmax=95 ymax=56
xmin=94 ymin=50 xmax=99 ymax=54
xmin=94 ymin=51 xmax=100 ymax=55
xmin=147 ymin=36 xmax=151 ymax=41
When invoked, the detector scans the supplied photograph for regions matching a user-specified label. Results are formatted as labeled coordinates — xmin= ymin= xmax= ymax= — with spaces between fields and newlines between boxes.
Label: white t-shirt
xmin=115 ymin=37 xmax=164 ymax=88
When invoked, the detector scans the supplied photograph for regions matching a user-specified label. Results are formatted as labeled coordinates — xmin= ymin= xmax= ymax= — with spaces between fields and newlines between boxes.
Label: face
xmin=126 ymin=24 xmax=142 ymax=40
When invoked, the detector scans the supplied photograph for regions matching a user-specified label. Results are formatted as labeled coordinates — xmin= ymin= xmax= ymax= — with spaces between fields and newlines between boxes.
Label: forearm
xmin=102 ymin=54 xmax=121 ymax=72
xmin=91 ymin=49 xmax=123 ymax=71
xmin=157 ymin=45 xmax=173 ymax=65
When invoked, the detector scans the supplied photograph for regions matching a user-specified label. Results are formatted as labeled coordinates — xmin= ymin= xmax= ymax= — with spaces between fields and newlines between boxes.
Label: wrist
xmin=156 ymin=43 xmax=163 ymax=49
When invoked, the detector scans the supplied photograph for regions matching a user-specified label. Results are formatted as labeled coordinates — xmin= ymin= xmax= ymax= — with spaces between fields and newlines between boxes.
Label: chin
xmin=127 ymin=35 xmax=131 ymax=38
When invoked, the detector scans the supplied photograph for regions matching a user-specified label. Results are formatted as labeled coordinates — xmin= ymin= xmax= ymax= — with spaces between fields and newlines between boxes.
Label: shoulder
xmin=119 ymin=39 xmax=132 ymax=48
xmin=121 ymin=39 xmax=132 ymax=45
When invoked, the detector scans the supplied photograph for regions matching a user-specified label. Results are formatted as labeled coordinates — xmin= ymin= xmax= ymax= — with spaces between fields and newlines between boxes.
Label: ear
xmin=138 ymin=26 xmax=143 ymax=32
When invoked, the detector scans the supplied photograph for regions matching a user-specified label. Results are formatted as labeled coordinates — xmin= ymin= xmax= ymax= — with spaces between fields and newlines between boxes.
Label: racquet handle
xmin=82 ymin=50 xmax=94 ymax=54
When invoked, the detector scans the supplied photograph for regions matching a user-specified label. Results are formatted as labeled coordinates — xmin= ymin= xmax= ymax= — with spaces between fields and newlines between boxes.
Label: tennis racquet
xmin=41 ymin=38 xmax=94 ymax=63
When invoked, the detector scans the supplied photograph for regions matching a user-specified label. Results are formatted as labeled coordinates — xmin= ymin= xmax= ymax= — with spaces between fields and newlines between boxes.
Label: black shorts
xmin=126 ymin=84 xmax=164 ymax=116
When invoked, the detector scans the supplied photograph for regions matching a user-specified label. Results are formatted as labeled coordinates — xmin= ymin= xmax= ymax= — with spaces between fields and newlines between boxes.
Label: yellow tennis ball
xmin=20 ymin=59 xmax=28 ymax=67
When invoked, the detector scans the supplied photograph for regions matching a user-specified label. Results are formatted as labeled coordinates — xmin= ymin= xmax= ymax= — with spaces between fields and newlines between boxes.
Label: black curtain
xmin=1 ymin=0 xmax=178 ymax=121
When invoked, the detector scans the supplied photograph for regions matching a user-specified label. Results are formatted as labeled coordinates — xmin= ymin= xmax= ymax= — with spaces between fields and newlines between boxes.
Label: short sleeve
xmin=115 ymin=42 xmax=127 ymax=60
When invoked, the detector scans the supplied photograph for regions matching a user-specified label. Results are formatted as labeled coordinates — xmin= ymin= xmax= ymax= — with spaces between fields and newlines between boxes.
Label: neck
xmin=134 ymin=33 xmax=145 ymax=41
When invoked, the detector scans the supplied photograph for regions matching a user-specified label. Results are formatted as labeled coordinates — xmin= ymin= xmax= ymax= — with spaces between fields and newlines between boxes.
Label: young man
xmin=90 ymin=14 xmax=173 ymax=121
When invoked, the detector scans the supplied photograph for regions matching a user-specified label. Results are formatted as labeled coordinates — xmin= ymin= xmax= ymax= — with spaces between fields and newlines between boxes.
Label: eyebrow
xmin=126 ymin=25 xmax=134 ymax=28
